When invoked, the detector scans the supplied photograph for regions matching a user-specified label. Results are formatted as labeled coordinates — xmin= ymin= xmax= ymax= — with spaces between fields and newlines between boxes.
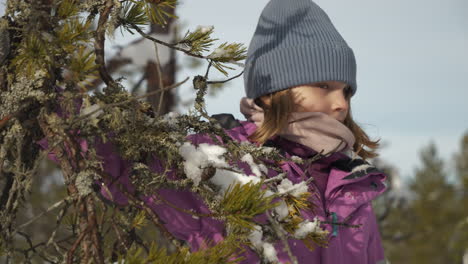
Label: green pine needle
xmin=57 ymin=0 xmax=80 ymax=19
xmin=119 ymin=2 xmax=150 ymax=35
xmin=68 ymin=46 xmax=99 ymax=87
xmin=120 ymin=236 xmax=244 ymax=264
xmin=10 ymin=34 xmax=50 ymax=76
xmin=208 ymin=42 xmax=247 ymax=76
xmin=179 ymin=26 xmax=218 ymax=55
xmin=132 ymin=0 xmax=179 ymax=27
xmin=220 ymin=181 xmax=279 ymax=231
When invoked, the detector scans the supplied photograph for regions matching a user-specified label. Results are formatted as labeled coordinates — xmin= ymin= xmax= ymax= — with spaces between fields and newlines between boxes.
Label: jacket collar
xmin=234 ymin=121 xmax=388 ymax=219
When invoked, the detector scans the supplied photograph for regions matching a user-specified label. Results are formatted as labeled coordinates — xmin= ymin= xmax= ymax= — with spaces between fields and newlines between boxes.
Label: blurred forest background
xmin=1 ymin=0 xmax=467 ymax=263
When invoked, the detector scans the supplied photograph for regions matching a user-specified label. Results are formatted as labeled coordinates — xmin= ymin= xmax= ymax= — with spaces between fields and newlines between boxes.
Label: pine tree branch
xmin=38 ymin=115 xmax=99 ymax=264
xmin=206 ymin=70 xmax=244 ymax=85
xmin=129 ymin=23 xmax=206 ymax=60
xmin=152 ymin=42 xmax=165 ymax=116
xmin=17 ymin=231 xmax=57 ymax=263
xmin=94 ymin=0 xmax=117 ymax=88
xmin=74 ymin=76 xmax=189 ymax=124
xmin=267 ymin=212 xmax=298 ymax=264
xmin=17 ymin=198 xmax=70 ymax=230
xmin=67 ymin=225 xmax=90 ymax=264
xmin=131 ymin=71 xmax=148 ymax=94
xmin=117 ymin=185 xmax=185 ymax=251
xmin=46 ymin=200 xmax=71 ymax=247
xmin=86 ymin=195 xmax=104 ymax=264
xmin=204 ymin=61 xmax=213 ymax=79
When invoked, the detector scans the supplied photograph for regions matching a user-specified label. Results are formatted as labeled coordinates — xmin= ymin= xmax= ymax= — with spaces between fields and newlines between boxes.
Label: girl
xmin=140 ymin=0 xmax=389 ymax=262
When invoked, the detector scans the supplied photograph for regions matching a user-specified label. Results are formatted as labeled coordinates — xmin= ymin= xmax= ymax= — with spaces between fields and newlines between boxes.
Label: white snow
xmin=209 ymin=168 xmax=261 ymax=193
xmin=208 ymin=46 xmax=231 ymax=59
xmin=274 ymin=200 xmax=289 ymax=221
xmin=351 ymin=163 xmax=372 ymax=174
xmin=248 ymin=225 xmax=263 ymax=248
xmin=179 ymin=142 xmax=265 ymax=193
xmin=261 ymin=147 xmax=275 ymax=154
xmin=241 ymin=153 xmax=262 ymax=177
xmin=259 ymin=164 xmax=268 ymax=174
xmin=248 ymin=226 xmax=279 ymax=263
xmin=290 ymin=155 xmax=303 ymax=163
xmin=294 ymin=217 xmax=329 ymax=239
xmin=262 ymin=243 xmax=279 ymax=263
xmin=196 ymin=25 xmax=214 ymax=34
xmin=162 ymin=111 xmax=179 ymax=125
xmin=178 ymin=142 xmax=228 ymax=186
xmin=277 ymin=178 xmax=308 ymax=197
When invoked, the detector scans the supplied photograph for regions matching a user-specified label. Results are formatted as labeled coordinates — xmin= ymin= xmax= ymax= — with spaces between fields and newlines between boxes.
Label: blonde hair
xmin=248 ymin=89 xmax=380 ymax=160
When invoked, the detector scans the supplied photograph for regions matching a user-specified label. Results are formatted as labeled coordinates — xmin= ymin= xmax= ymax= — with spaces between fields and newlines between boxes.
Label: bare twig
xmin=266 ymin=212 xmax=298 ymax=264
xmin=131 ymin=72 xmax=148 ymax=94
xmin=94 ymin=0 xmax=117 ymax=88
xmin=130 ymin=24 xmax=244 ymax=69
xmin=206 ymin=70 xmax=244 ymax=84
xmin=17 ymin=231 xmax=57 ymax=263
xmin=75 ymin=77 xmax=189 ymax=124
xmin=86 ymin=195 xmax=105 ymax=264
xmin=264 ymin=172 xmax=288 ymax=184
xmin=23 ymin=235 xmax=74 ymax=256
xmin=152 ymin=42 xmax=166 ymax=116
xmin=46 ymin=201 xmax=71 ymax=247
xmin=67 ymin=225 xmax=90 ymax=264
xmin=117 ymin=185 xmax=184 ymax=250
xmin=204 ymin=61 xmax=212 ymax=79
xmin=130 ymin=23 xmax=205 ymax=59
xmin=17 ymin=198 xmax=69 ymax=230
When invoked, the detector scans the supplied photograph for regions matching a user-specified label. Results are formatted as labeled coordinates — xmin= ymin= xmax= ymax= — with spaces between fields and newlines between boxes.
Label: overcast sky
xmin=1 ymin=0 xmax=467 ymax=180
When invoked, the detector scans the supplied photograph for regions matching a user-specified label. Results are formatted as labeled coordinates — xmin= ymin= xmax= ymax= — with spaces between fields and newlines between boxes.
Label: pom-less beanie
xmin=243 ymin=0 xmax=357 ymax=99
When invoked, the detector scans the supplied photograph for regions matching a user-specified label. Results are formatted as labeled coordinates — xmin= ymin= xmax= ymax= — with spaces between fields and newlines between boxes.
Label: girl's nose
xmin=332 ymin=91 xmax=349 ymax=113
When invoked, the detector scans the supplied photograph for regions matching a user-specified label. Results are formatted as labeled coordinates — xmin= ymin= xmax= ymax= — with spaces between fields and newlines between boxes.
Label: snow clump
xmin=277 ymin=178 xmax=308 ymax=197
xmin=248 ymin=226 xmax=279 ymax=263
xmin=248 ymin=225 xmax=263 ymax=248
xmin=162 ymin=111 xmax=179 ymax=126
xmin=262 ymin=243 xmax=279 ymax=263
xmin=241 ymin=153 xmax=262 ymax=177
xmin=209 ymin=168 xmax=261 ymax=194
xmin=178 ymin=142 xmax=228 ymax=186
xmin=294 ymin=217 xmax=329 ymax=239
xmin=274 ymin=200 xmax=289 ymax=221
xmin=196 ymin=25 xmax=214 ymax=34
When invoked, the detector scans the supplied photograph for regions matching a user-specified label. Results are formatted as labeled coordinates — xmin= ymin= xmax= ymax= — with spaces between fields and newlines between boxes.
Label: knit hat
xmin=243 ymin=0 xmax=357 ymax=99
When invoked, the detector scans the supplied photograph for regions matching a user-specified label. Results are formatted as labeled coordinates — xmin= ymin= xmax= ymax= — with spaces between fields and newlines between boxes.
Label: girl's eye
xmin=319 ymin=84 xmax=329 ymax=89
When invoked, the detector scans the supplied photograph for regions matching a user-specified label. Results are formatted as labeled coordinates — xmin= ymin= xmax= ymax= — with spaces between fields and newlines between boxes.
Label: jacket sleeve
xmin=367 ymin=203 xmax=388 ymax=264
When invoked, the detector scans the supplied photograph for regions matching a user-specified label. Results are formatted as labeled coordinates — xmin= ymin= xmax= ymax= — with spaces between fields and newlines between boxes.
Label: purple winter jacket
xmin=40 ymin=119 xmax=388 ymax=264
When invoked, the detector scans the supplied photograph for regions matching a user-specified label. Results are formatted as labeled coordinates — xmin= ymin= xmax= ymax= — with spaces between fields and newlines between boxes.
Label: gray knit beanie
xmin=244 ymin=0 xmax=357 ymax=99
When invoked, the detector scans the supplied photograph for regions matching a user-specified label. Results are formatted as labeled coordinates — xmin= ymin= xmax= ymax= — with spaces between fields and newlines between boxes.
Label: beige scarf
xmin=240 ymin=97 xmax=356 ymax=155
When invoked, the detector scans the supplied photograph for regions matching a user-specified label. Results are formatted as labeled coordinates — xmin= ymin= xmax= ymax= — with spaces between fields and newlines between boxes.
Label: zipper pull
xmin=330 ymin=212 xmax=339 ymax=237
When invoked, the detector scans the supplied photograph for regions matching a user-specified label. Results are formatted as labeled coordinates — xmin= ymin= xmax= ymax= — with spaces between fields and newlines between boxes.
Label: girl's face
xmin=260 ymin=81 xmax=351 ymax=123
xmin=290 ymin=81 xmax=352 ymax=123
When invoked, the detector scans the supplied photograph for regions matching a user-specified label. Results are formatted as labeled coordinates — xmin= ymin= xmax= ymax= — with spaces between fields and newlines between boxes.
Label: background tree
xmin=376 ymin=132 xmax=468 ymax=263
